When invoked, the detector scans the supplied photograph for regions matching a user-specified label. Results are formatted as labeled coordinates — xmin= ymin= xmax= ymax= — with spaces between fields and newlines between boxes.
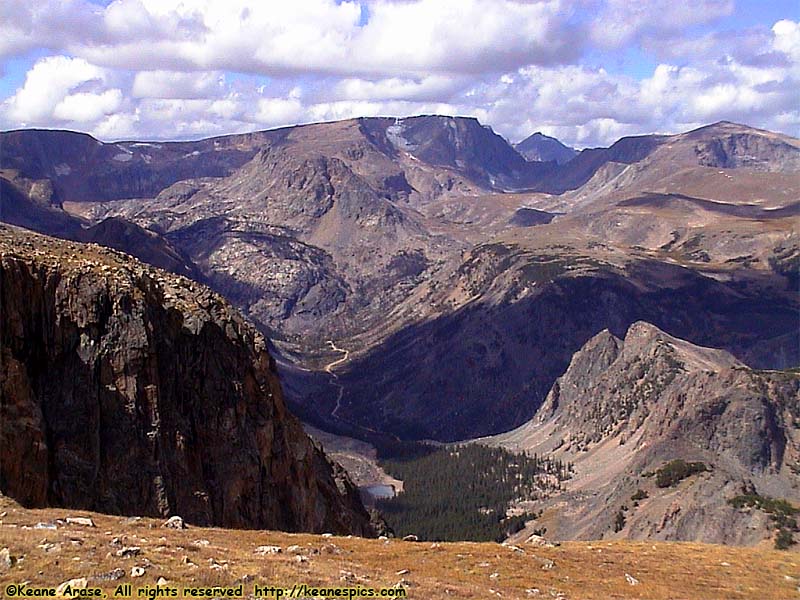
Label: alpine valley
xmin=1 ymin=116 xmax=798 ymax=548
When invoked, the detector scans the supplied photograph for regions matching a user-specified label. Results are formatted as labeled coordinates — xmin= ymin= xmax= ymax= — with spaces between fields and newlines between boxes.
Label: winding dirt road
xmin=325 ymin=340 xmax=349 ymax=419
xmin=322 ymin=341 xmax=400 ymax=442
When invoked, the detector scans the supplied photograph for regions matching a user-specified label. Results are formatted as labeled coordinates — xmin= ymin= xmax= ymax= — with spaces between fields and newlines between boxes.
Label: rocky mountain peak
xmin=538 ymin=321 xmax=748 ymax=434
xmin=514 ymin=132 xmax=577 ymax=164
xmin=621 ymin=321 xmax=743 ymax=373
xmin=358 ymin=115 xmax=540 ymax=189
xmin=490 ymin=321 xmax=799 ymax=544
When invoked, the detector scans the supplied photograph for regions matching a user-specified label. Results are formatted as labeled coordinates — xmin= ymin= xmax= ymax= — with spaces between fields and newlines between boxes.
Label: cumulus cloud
xmin=4 ymin=55 xmax=111 ymax=124
xmin=0 ymin=2 xmax=797 ymax=146
xmin=0 ymin=0 xmax=101 ymax=61
xmin=331 ymin=76 xmax=467 ymax=102
xmin=132 ymin=70 xmax=225 ymax=99
xmin=1 ymin=0 xmax=582 ymax=76
xmin=773 ymin=19 xmax=800 ymax=65
xmin=350 ymin=0 xmax=582 ymax=74
xmin=53 ymin=89 xmax=123 ymax=122
xmin=590 ymin=0 xmax=734 ymax=48
xmin=255 ymin=96 xmax=305 ymax=127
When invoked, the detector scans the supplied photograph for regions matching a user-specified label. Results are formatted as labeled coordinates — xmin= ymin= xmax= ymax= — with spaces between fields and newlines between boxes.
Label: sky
xmin=0 ymin=0 xmax=798 ymax=147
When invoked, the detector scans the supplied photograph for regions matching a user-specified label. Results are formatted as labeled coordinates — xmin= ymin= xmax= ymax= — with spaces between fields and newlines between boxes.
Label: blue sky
xmin=0 ymin=0 xmax=798 ymax=146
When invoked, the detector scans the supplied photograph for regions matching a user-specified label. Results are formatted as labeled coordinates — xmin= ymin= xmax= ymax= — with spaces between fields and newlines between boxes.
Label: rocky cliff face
xmin=361 ymin=116 xmax=549 ymax=190
xmin=490 ymin=322 xmax=800 ymax=545
xmin=688 ymin=121 xmax=800 ymax=171
xmin=0 ymin=225 xmax=373 ymax=535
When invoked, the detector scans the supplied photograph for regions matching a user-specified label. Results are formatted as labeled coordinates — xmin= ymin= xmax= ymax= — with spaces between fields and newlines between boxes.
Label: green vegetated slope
xmin=377 ymin=444 xmax=571 ymax=541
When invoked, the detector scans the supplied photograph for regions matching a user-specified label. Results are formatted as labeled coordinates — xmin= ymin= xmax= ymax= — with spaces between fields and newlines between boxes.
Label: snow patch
xmin=54 ymin=163 xmax=71 ymax=176
xmin=131 ymin=143 xmax=163 ymax=149
xmin=386 ymin=119 xmax=418 ymax=153
xmin=112 ymin=153 xmax=133 ymax=162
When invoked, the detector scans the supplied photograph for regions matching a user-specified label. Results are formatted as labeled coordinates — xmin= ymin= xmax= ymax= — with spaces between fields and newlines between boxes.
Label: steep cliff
xmin=0 ymin=225 xmax=373 ymax=536
xmin=490 ymin=322 xmax=800 ymax=545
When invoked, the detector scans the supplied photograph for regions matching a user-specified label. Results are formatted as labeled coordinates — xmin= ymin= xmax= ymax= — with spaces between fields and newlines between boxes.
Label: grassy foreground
xmin=0 ymin=495 xmax=796 ymax=599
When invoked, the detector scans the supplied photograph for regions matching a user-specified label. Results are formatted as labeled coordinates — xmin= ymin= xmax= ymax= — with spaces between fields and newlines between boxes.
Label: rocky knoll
xmin=0 ymin=224 xmax=373 ymax=536
xmin=490 ymin=322 xmax=800 ymax=545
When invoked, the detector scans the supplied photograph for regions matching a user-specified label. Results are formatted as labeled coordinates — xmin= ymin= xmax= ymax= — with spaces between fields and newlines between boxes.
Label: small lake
xmin=361 ymin=484 xmax=396 ymax=500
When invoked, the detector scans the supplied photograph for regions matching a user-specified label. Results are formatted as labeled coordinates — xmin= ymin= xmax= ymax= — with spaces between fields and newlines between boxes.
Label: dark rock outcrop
xmin=0 ymin=225 xmax=373 ymax=536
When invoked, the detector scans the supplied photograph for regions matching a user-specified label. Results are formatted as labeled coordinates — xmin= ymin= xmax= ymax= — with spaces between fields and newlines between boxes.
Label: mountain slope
xmin=0 ymin=494 xmax=797 ymax=600
xmin=0 ymin=224 xmax=373 ymax=535
xmin=0 ymin=170 xmax=201 ymax=278
xmin=328 ymin=238 xmax=797 ymax=440
xmin=91 ymin=133 xmax=461 ymax=343
xmin=515 ymin=132 xmax=577 ymax=164
xmin=1 ymin=118 xmax=798 ymax=445
xmin=488 ymin=322 xmax=800 ymax=545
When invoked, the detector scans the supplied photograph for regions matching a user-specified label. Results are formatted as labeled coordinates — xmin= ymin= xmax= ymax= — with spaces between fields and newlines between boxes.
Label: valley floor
xmin=0 ymin=496 xmax=795 ymax=599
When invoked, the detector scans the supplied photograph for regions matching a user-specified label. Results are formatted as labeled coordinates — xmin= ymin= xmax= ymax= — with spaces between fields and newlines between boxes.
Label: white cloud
xmin=331 ymin=76 xmax=465 ymax=102
xmin=1 ymin=0 xmax=581 ymax=76
xmin=92 ymin=111 xmax=141 ymax=140
xmin=4 ymin=55 xmax=108 ymax=124
xmin=350 ymin=0 xmax=581 ymax=74
xmin=0 ymin=0 xmax=101 ymax=61
xmin=304 ymin=99 xmax=465 ymax=124
xmin=773 ymin=19 xmax=800 ymax=66
xmin=590 ymin=0 xmax=734 ymax=48
xmin=255 ymin=97 xmax=305 ymax=127
xmin=0 ymin=3 xmax=797 ymax=147
xmin=53 ymin=89 xmax=123 ymax=122
xmin=132 ymin=70 xmax=225 ymax=99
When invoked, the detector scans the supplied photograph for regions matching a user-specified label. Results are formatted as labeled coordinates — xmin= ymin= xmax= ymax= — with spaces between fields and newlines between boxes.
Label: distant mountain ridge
xmin=0 ymin=170 xmax=201 ymax=278
xmin=514 ymin=132 xmax=577 ymax=164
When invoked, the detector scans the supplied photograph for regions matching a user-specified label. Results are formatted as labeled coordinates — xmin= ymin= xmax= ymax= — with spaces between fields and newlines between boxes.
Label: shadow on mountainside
xmin=311 ymin=260 xmax=798 ymax=443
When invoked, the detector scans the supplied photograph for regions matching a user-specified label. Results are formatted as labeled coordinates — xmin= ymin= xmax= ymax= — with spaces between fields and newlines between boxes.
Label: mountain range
xmin=1 ymin=115 xmax=798 ymax=544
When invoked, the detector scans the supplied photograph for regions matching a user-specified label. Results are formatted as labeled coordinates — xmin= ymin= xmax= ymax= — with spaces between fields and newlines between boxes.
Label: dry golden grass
xmin=0 ymin=496 xmax=796 ymax=599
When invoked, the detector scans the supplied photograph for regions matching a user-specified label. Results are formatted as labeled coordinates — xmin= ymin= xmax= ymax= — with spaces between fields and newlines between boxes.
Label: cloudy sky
xmin=0 ymin=0 xmax=798 ymax=147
